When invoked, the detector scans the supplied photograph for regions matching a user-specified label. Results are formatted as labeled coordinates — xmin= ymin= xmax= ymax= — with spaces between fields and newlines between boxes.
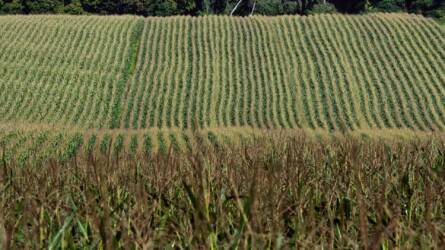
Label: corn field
xmin=0 ymin=14 xmax=444 ymax=133
xmin=1 ymin=13 xmax=445 ymax=248
xmin=1 ymin=132 xmax=445 ymax=248
xmin=0 ymin=14 xmax=444 ymax=156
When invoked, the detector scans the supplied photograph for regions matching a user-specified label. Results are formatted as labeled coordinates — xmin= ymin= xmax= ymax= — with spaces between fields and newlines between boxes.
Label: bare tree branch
xmin=249 ymin=0 xmax=256 ymax=16
xmin=230 ymin=0 xmax=243 ymax=16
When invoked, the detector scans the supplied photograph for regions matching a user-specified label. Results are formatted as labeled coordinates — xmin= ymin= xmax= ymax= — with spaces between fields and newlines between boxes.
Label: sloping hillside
xmin=0 ymin=14 xmax=444 ymax=132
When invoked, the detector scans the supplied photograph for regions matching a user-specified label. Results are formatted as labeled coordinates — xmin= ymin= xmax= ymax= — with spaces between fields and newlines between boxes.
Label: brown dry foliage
xmin=1 ymin=133 xmax=445 ymax=249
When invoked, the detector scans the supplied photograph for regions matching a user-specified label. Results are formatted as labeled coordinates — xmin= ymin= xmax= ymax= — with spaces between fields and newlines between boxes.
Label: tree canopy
xmin=0 ymin=0 xmax=443 ymax=18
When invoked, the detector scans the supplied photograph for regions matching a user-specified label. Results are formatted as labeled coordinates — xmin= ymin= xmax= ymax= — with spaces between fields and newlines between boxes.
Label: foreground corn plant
xmin=1 ymin=134 xmax=445 ymax=249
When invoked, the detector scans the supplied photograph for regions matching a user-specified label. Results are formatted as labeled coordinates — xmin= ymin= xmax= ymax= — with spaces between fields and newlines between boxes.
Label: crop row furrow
xmin=136 ymin=19 xmax=161 ymax=129
xmin=166 ymin=17 xmax=184 ymax=128
xmin=253 ymin=19 xmax=273 ymax=128
xmin=245 ymin=18 xmax=264 ymax=128
xmin=334 ymin=16 xmax=374 ymax=128
xmin=0 ymin=15 xmax=444 ymax=131
xmin=276 ymin=17 xmax=298 ymax=128
xmin=64 ymin=21 xmax=110 ymax=125
xmin=304 ymin=17 xmax=335 ymax=130
xmin=51 ymin=19 xmax=103 ymax=124
xmin=369 ymin=16 xmax=428 ymax=130
xmin=186 ymin=18 xmax=199 ymax=129
xmin=379 ymin=15 xmax=443 ymax=130
xmin=286 ymin=17 xmax=313 ymax=128
xmin=234 ymin=19 xmax=245 ymax=127
xmin=195 ymin=17 xmax=206 ymax=129
xmin=1 ymin=20 xmax=57 ymax=119
xmin=142 ymin=19 xmax=167 ymax=128
xmin=266 ymin=18 xmax=289 ymax=128
xmin=315 ymin=16 xmax=352 ymax=131
xmin=207 ymin=17 xmax=219 ymax=127
xmin=259 ymin=19 xmax=280 ymax=128
xmin=120 ymin=20 xmax=150 ymax=129
xmin=354 ymin=17 xmax=396 ymax=128
xmin=0 ymin=21 xmax=50 ymax=117
xmin=325 ymin=15 xmax=362 ymax=129
xmin=154 ymin=18 xmax=176 ymax=129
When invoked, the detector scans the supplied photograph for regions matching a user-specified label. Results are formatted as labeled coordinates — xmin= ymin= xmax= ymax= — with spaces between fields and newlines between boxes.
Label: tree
xmin=230 ymin=0 xmax=253 ymax=16
xmin=370 ymin=0 xmax=436 ymax=13
xmin=283 ymin=0 xmax=318 ymax=14
xmin=406 ymin=0 xmax=434 ymax=12
xmin=23 ymin=0 xmax=64 ymax=13
xmin=309 ymin=2 xmax=337 ymax=14
xmin=372 ymin=0 xmax=405 ymax=12
xmin=196 ymin=0 xmax=210 ymax=14
xmin=210 ymin=0 xmax=227 ymax=14
xmin=118 ymin=0 xmax=145 ymax=14
xmin=64 ymin=0 xmax=84 ymax=14
xmin=328 ymin=0 xmax=368 ymax=13
xmin=2 ymin=0 xmax=23 ymax=13
xmin=79 ymin=0 xmax=100 ymax=13
xmin=254 ymin=0 xmax=283 ymax=15
xmin=144 ymin=0 xmax=178 ymax=16
xmin=176 ymin=0 xmax=196 ymax=15
xmin=0 ymin=0 xmax=442 ymax=16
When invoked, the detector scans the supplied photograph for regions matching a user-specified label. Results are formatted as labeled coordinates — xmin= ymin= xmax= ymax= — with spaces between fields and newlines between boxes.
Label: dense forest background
xmin=0 ymin=0 xmax=444 ymax=20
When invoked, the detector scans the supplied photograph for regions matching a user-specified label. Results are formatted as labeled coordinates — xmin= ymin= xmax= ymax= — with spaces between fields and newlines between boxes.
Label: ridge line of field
xmin=1 ymin=122 xmax=444 ymax=143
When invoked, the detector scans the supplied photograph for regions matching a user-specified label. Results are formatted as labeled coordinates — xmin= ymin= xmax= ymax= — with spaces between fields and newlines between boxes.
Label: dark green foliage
xmin=429 ymin=5 xmax=444 ymax=19
xmin=207 ymin=131 xmax=220 ymax=149
xmin=254 ymin=0 xmax=283 ymax=15
xmin=196 ymin=0 xmax=210 ymax=14
xmin=112 ymin=134 xmax=124 ymax=158
xmin=59 ymin=133 xmax=83 ymax=162
xmin=282 ymin=0 xmax=318 ymax=14
xmin=100 ymin=134 xmax=112 ymax=155
xmin=129 ymin=134 xmax=138 ymax=155
xmin=309 ymin=2 xmax=337 ymax=14
xmin=405 ymin=0 xmax=435 ymax=13
xmin=63 ymin=0 xmax=83 ymax=14
xmin=81 ymin=0 xmax=144 ymax=14
xmin=0 ymin=0 xmax=442 ymax=17
xmin=177 ymin=0 xmax=196 ymax=14
xmin=210 ymin=0 xmax=227 ymax=13
xmin=169 ymin=133 xmax=181 ymax=152
xmin=17 ymin=132 xmax=48 ymax=166
xmin=110 ymin=19 xmax=144 ymax=129
xmin=329 ymin=0 xmax=368 ymax=13
xmin=23 ymin=0 xmax=64 ymax=13
xmin=0 ymin=0 xmax=23 ymax=13
xmin=231 ymin=0 xmax=254 ymax=16
xmin=143 ymin=134 xmax=152 ymax=155
xmin=85 ymin=134 xmax=97 ymax=155
xmin=118 ymin=0 xmax=145 ymax=14
xmin=157 ymin=131 xmax=167 ymax=154
xmin=371 ymin=0 xmax=441 ymax=15
xmin=373 ymin=0 xmax=406 ymax=12
xmin=144 ymin=0 xmax=179 ymax=16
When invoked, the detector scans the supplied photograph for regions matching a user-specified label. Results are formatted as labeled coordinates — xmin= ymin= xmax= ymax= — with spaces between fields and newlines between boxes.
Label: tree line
xmin=0 ymin=0 xmax=443 ymax=18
